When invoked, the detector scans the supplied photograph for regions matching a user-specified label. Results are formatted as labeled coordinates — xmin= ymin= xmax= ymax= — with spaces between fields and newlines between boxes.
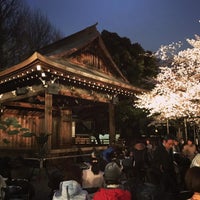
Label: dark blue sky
xmin=26 ymin=0 xmax=200 ymax=52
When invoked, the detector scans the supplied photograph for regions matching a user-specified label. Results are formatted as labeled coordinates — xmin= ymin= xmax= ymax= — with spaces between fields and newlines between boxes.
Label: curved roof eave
xmin=0 ymin=52 xmax=145 ymax=94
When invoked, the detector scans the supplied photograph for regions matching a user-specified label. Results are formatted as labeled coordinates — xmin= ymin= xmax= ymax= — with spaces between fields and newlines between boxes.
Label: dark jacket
xmin=152 ymin=144 xmax=175 ymax=174
xmin=133 ymin=142 xmax=149 ymax=170
xmin=151 ymin=144 xmax=178 ymax=194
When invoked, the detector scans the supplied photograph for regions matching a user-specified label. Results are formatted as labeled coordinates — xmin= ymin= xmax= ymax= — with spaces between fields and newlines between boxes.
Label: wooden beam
xmin=0 ymin=85 xmax=45 ymax=104
xmin=0 ymin=83 xmax=111 ymax=106
xmin=59 ymin=84 xmax=110 ymax=103
xmin=4 ymin=101 xmax=58 ymax=111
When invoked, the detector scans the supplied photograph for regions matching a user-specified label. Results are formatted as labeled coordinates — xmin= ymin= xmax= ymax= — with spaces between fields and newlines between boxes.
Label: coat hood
xmin=53 ymin=180 xmax=88 ymax=200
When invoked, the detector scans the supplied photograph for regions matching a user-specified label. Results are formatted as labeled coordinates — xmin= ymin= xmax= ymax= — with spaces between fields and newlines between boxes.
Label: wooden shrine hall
xmin=0 ymin=24 xmax=143 ymax=156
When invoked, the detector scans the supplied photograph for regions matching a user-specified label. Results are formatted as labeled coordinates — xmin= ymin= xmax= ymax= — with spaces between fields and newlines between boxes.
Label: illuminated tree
xmin=135 ymin=35 xmax=200 ymax=127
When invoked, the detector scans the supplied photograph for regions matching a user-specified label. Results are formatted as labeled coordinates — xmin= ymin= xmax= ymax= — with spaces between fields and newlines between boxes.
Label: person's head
xmin=91 ymin=148 xmax=100 ymax=159
xmin=104 ymin=162 xmax=121 ymax=185
xmin=146 ymin=138 xmax=151 ymax=145
xmin=187 ymin=138 xmax=194 ymax=145
xmin=162 ymin=135 xmax=175 ymax=151
xmin=180 ymin=138 xmax=185 ymax=144
xmin=129 ymin=151 xmax=134 ymax=158
xmin=90 ymin=158 xmax=100 ymax=175
xmin=185 ymin=166 xmax=200 ymax=193
xmin=124 ymin=149 xmax=130 ymax=157
xmin=174 ymin=139 xmax=179 ymax=146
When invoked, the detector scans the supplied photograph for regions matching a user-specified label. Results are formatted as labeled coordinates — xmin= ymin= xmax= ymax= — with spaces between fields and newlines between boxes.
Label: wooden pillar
xmin=109 ymin=103 xmax=115 ymax=145
xmin=59 ymin=109 xmax=72 ymax=146
xmin=45 ymin=92 xmax=52 ymax=151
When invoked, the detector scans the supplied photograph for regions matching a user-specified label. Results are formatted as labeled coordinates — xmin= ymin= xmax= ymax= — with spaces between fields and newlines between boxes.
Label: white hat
xmin=53 ymin=180 xmax=88 ymax=200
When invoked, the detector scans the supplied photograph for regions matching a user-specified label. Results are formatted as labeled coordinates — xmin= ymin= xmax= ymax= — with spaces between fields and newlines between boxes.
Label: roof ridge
xmin=39 ymin=23 xmax=99 ymax=54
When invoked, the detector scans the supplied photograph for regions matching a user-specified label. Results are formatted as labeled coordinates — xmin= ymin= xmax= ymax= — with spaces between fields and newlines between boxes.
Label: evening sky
xmin=26 ymin=0 xmax=200 ymax=52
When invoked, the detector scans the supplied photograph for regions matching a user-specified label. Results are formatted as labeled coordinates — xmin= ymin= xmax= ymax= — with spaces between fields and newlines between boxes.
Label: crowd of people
xmin=48 ymin=135 xmax=200 ymax=200
xmin=1 ymin=135 xmax=200 ymax=200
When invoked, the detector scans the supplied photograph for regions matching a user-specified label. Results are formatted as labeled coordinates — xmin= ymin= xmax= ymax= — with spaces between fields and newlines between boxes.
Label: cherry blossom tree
xmin=134 ymin=35 xmax=200 ymax=133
